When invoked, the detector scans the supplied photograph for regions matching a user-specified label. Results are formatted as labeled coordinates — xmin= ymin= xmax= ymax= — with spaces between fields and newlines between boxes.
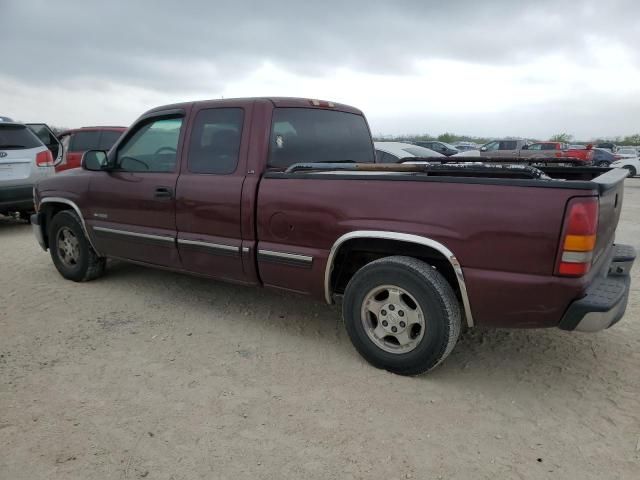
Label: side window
xmin=541 ymin=143 xmax=556 ymax=150
xmin=528 ymin=143 xmax=542 ymax=150
xmin=70 ymin=131 xmax=101 ymax=151
xmin=117 ymin=117 xmax=183 ymax=173
xmin=98 ymin=131 xmax=123 ymax=150
xmin=499 ymin=141 xmax=517 ymax=150
xmin=484 ymin=141 xmax=499 ymax=151
xmin=375 ymin=150 xmax=385 ymax=163
xmin=187 ymin=108 xmax=244 ymax=174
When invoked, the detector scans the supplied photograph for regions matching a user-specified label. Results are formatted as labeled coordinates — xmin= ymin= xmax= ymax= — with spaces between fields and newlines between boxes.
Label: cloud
xmin=1 ymin=0 xmax=639 ymax=137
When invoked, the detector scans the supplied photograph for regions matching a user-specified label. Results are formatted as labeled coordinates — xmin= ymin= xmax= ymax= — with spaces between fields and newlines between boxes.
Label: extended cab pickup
xmin=31 ymin=97 xmax=635 ymax=375
xmin=481 ymin=140 xmax=594 ymax=164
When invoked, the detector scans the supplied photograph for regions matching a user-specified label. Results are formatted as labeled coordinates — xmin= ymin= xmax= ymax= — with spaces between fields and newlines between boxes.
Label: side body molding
xmin=324 ymin=230 xmax=474 ymax=327
xmin=39 ymin=197 xmax=101 ymax=255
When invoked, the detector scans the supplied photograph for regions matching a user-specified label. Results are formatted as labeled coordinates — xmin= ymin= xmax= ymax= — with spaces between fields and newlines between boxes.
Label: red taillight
xmin=556 ymin=197 xmax=599 ymax=277
xmin=35 ymin=150 xmax=54 ymax=167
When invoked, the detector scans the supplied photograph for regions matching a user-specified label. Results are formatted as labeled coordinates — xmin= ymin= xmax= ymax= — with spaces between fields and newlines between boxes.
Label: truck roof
xmin=144 ymin=97 xmax=364 ymax=116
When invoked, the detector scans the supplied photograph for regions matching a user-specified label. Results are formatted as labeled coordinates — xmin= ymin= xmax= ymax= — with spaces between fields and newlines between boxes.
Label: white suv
xmin=0 ymin=121 xmax=61 ymax=219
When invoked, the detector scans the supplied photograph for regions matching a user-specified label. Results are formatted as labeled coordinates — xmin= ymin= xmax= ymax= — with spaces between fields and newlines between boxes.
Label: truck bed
xmin=257 ymin=164 xmax=627 ymax=328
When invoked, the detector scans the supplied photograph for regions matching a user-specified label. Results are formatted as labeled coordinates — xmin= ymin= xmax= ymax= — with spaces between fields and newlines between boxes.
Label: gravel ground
xmin=1 ymin=180 xmax=640 ymax=480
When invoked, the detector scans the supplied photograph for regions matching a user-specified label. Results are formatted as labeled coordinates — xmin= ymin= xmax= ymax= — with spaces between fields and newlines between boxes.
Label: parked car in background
xmin=596 ymin=142 xmax=616 ymax=152
xmin=30 ymin=97 xmax=634 ymax=375
xmin=614 ymin=147 xmax=639 ymax=161
xmin=56 ymin=126 xmax=126 ymax=172
xmin=611 ymin=156 xmax=640 ymax=177
xmin=453 ymin=143 xmax=479 ymax=152
xmin=1 ymin=121 xmax=60 ymax=218
xmin=521 ymin=142 xmax=595 ymax=164
xmin=375 ymin=142 xmax=446 ymax=162
xmin=413 ymin=141 xmax=459 ymax=156
xmin=0 ymin=116 xmax=15 ymax=123
xmin=479 ymin=139 xmax=530 ymax=157
xmin=480 ymin=140 xmax=594 ymax=164
xmin=591 ymin=148 xmax=617 ymax=167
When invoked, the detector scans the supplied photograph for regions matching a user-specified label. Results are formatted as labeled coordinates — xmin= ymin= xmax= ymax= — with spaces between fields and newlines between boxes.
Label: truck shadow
xmin=0 ymin=215 xmax=30 ymax=232
xmin=103 ymin=260 xmax=636 ymax=394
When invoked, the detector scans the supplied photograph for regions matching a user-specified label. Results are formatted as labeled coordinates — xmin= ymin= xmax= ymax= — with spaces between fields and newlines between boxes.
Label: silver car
xmin=0 ymin=121 xmax=61 ymax=218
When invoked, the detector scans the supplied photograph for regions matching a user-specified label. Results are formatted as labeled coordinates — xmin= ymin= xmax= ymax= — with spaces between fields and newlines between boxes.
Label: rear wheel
xmin=342 ymin=256 xmax=461 ymax=375
xmin=623 ymin=165 xmax=636 ymax=177
xmin=49 ymin=210 xmax=106 ymax=281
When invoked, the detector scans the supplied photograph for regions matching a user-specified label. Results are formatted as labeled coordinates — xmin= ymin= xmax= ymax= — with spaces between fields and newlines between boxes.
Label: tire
xmin=596 ymin=161 xmax=610 ymax=167
xmin=49 ymin=210 xmax=106 ymax=282
xmin=342 ymin=256 xmax=461 ymax=375
xmin=623 ymin=165 xmax=636 ymax=177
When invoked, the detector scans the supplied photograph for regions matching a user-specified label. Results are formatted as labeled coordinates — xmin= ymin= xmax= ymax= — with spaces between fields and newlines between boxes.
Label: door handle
xmin=154 ymin=186 xmax=174 ymax=199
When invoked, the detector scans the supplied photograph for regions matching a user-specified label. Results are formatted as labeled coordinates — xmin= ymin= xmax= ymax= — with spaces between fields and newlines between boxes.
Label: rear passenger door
xmin=175 ymin=104 xmax=252 ymax=284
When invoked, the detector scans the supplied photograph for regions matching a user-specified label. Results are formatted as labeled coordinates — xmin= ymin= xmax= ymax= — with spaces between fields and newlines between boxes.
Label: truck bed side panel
xmin=256 ymin=175 xmax=599 ymax=327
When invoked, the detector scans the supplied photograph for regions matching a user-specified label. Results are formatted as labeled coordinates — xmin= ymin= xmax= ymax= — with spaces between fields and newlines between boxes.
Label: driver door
xmin=86 ymin=113 xmax=185 ymax=268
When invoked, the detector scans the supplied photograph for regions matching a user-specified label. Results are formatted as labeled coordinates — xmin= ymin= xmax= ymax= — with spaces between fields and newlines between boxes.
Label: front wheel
xmin=624 ymin=165 xmax=636 ymax=177
xmin=596 ymin=161 xmax=610 ymax=167
xmin=49 ymin=210 xmax=106 ymax=282
xmin=343 ymin=256 xmax=461 ymax=375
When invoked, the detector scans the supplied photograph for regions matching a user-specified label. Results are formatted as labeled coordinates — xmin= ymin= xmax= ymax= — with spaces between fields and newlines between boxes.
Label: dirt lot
xmin=1 ymin=181 xmax=640 ymax=480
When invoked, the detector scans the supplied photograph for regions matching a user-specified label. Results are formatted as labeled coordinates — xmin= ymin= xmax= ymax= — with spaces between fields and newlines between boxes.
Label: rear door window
xmin=70 ymin=131 xmax=101 ymax=151
xmin=0 ymin=124 xmax=42 ymax=149
xmin=187 ymin=108 xmax=244 ymax=174
xmin=268 ymin=108 xmax=373 ymax=169
xmin=98 ymin=131 xmax=123 ymax=150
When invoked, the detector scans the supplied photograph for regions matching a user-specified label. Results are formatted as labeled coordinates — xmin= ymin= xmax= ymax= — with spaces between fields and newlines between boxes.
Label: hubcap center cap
xmin=381 ymin=303 xmax=405 ymax=332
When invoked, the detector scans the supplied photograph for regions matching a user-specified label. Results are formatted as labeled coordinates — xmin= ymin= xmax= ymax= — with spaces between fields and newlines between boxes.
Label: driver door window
xmin=484 ymin=141 xmax=499 ymax=151
xmin=117 ymin=118 xmax=183 ymax=172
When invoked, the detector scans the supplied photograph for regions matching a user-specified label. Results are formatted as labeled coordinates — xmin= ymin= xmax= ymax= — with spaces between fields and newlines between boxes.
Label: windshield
xmin=0 ymin=124 xmax=42 ymax=149
xmin=268 ymin=108 xmax=374 ymax=169
xmin=402 ymin=146 xmax=443 ymax=157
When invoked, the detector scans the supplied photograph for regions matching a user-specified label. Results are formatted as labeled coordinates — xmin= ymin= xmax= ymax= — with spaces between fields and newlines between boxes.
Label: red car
xmin=31 ymin=97 xmax=634 ymax=375
xmin=56 ymin=127 xmax=126 ymax=172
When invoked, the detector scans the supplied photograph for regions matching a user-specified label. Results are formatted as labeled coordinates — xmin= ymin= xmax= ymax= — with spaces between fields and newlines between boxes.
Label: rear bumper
xmin=0 ymin=185 xmax=33 ymax=211
xmin=559 ymin=244 xmax=635 ymax=332
xmin=31 ymin=212 xmax=47 ymax=251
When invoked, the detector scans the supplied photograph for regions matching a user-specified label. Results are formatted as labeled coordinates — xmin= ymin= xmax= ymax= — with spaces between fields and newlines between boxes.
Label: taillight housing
xmin=556 ymin=197 xmax=598 ymax=277
xmin=35 ymin=150 xmax=54 ymax=167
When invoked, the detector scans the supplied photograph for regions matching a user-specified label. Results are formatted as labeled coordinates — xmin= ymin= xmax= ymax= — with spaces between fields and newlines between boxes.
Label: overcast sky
xmin=1 ymin=0 xmax=639 ymax=139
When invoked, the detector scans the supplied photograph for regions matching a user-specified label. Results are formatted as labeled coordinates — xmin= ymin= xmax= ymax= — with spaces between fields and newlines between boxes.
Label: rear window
xmin=268 ymin=108 xmax=374 ymax=169
xmin=0 ymin=125 xmax=42 ymax=149
xmin=98 ymin=131 xmax=123 ymax=150
xmin=70 ymin=131 xmax=101 ymax=151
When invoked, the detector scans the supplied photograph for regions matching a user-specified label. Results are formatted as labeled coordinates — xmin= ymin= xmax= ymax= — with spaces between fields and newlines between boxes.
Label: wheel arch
xmin=324 ymin=231 xmax=474 ymax=327
xmin=38 ymin=197 xmax=99 ymax=254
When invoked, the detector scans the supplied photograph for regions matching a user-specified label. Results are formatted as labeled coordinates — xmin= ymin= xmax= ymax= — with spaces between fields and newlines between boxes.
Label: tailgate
xmin=593 ymin=169 xmax=627 ymax=265
xmin=0 ymin=148 xmax=37 ymax=181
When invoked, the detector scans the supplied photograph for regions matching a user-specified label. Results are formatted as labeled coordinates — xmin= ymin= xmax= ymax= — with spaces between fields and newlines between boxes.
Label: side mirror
xmin=82 ymin=150 xmax=108 ymax=171
xmin=480 ymin=146 xmax=487 ymax=152
xmin=521 ymin=145 xmax=529 ymax=150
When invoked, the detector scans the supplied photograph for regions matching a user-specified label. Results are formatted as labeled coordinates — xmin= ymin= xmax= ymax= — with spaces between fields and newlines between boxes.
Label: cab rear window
xmin=0 ymin=125 xmax=42 ymax=149
xmin=268 ymin=108 xmax=374 ymax=169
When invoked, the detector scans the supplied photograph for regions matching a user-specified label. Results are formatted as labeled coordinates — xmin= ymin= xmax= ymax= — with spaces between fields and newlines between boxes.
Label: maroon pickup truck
xmin=31 ymin=97 xmax=635 ymax=375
